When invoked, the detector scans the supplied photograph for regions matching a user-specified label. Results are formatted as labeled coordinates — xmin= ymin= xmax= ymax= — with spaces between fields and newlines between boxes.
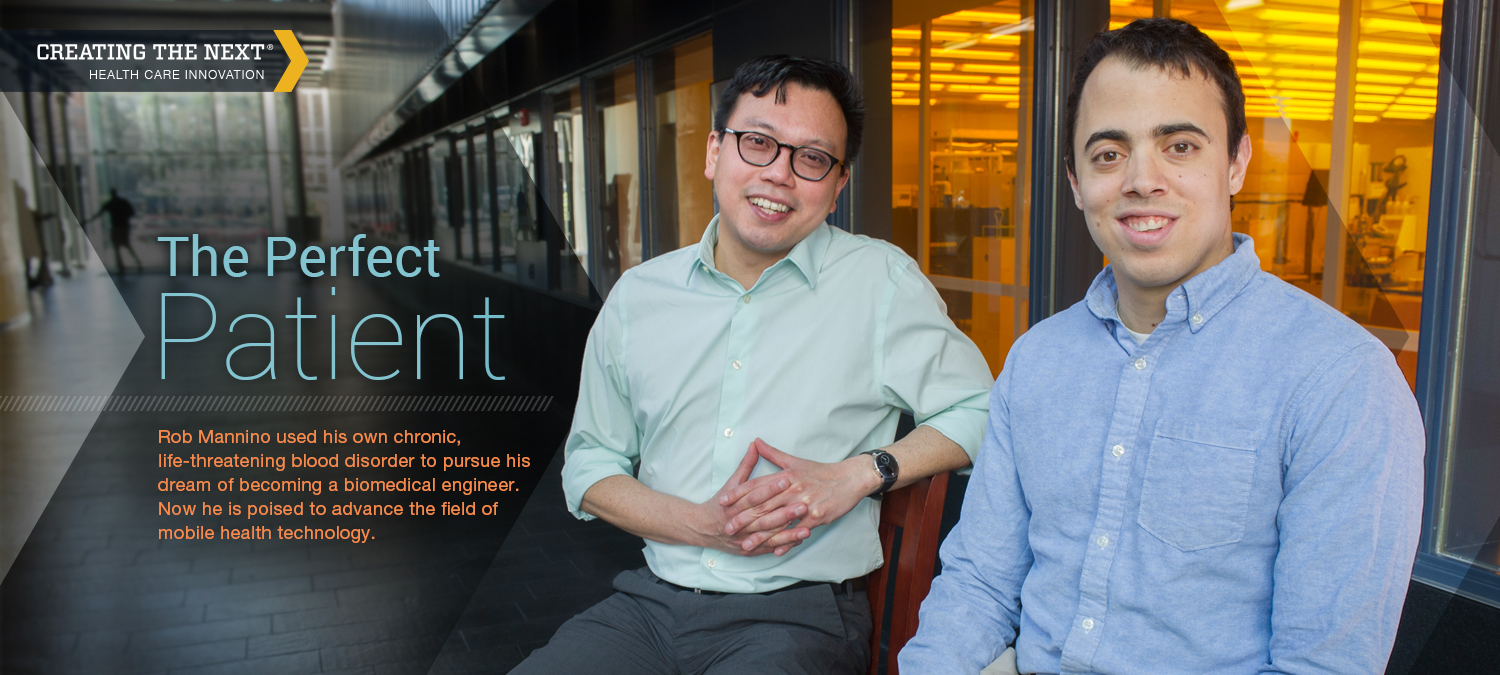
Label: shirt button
xmin=706 ymin=558 xmax=717 ymax=568
xmin=1111 ymin=444 xmax=1125 ymax=458
xmin=1082 ymin=618 xmax=1095 ymax=631
xmin=724 ymin=428 xmax=733 ymax=437
xmin=1133 ymin=358 xmax=1147 ymax=370
xmin=742 ymin=294 xmax=752 ymax=304
xmin=732 ymin=360 xmax=742 ymax=370
xmin=1097 ymin=535 xmax=1109 ymax=548
xmin=1191 ymin=313 xmax=1204 ymax=325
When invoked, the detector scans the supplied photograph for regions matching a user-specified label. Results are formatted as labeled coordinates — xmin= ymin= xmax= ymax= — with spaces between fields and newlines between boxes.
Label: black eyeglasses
xmin=721 ymin=129 xmax=845 ymax=181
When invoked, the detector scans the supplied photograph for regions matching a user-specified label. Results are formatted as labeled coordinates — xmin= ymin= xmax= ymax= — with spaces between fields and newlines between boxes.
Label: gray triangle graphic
xmin=0 ymin=93 xmax=145 ymax=584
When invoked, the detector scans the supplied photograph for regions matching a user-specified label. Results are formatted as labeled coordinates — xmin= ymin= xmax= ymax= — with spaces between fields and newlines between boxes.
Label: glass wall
xmin=85 ymin=92 xmax=296 ymax=268
xmin=344 ymin=33 xmax=711 ymax=298
xmin=892 ymin=1 xmax=1035 ymax=376
xmin=649 ymin=33 xmax=716 ymax=253
xmin=1125 ymin=0 xmax=1441 ymax=389
xmin=592 ymin=63 xmax=643 ymax=295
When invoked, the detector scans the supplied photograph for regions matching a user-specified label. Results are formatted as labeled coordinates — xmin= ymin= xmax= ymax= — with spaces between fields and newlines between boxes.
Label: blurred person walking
xmin=91 ymin=189 xmax=141 ymax=275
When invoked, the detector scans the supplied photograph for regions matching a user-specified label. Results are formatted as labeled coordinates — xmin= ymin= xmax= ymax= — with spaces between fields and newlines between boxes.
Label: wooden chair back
xmin=866 ymin=471 xmax=950 ymax=675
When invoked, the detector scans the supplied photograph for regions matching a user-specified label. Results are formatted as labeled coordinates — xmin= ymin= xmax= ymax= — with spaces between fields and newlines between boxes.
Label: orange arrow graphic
xmin=274 ymin=30 xmax=307 ymax=92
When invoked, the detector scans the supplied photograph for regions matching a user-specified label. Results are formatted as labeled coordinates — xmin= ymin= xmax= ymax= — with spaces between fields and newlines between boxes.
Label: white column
xmin=1323 ymin=0 xmax=1361 ymax=311
xmin=262 ymin=92 xmax=286 ymax=236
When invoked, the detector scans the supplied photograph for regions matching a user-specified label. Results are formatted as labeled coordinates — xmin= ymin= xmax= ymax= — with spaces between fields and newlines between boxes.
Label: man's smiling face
xmin=1068 ymin=55 xmax=1251 ymax=295
xmin=705 ymin=82 xmax=850 ymax=260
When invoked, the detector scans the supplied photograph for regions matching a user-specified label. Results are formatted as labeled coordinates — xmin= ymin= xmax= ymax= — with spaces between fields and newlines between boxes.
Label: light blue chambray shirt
xmin=901 ymin=234 xmax=1425 ymax=675
xmin=562 ymin=217 xmax=992 ymax=593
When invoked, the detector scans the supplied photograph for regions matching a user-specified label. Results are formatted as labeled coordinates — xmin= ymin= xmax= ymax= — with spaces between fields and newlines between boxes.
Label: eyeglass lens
xmin=736 ymin=132 xmax=836 ymax=181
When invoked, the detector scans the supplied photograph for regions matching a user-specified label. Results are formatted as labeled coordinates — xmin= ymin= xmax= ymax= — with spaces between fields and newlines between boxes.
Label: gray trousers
xmin=512 ymin=567 xmax=872 ymax=675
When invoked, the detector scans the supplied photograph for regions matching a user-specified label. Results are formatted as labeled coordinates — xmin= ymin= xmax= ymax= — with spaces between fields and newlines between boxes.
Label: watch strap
xmin=860 ymin=450 xmax=899 ymax=497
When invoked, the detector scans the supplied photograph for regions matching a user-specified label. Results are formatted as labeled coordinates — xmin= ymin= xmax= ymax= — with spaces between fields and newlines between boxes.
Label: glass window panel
xmin=892 ymin=0 xmax=1034 ymax=377
xmin=1423 ymin=0 xmax=1500 ymax=599
xmin=493 ymin=113 xmax=523 ymax=276
xmin=215 ymin=152 xmax=270 ymax=228
xmin=214 ymin=93 xmax=265 ymax=154
xmin=455 ymin=132 xmax=473 ymax=261
xmin=1434 ymin=151 xmax=1500 ymax=582
xmin=550 ymin=84 xmax=589 ymax=296
xmin=592 ymin=62 xmax=642 ymax=296
xmin=650 ymin=33 xmax=715 ymax=252
xmin=428 ymin=139 xmax=457 ymax=262
xmin=355 ymin=165 xmax=370 ymax=234
xmin=472 ymin=127 xmax=494 ymax=267
xmin=390 ymin=154 xmax=408 ymax=237
xmin=343 ymin=169 xmax=357 ymax=234
xmin=1162 ymin=0 xmax=1439 ymax=390
xmin=92 ymin=93 xmax=159 ymax=153
xmin=502 ymin=121 xmax=543 ymax=283
xmin=157 ymin=93 xmax=215 ymax=153
xmin=374 ymin=157 xmax=400 ymax=239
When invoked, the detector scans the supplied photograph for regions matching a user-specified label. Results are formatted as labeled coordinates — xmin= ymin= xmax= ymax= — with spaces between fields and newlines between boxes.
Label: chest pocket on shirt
xmin=1137 ymin=421 xmax=1261 ymax=552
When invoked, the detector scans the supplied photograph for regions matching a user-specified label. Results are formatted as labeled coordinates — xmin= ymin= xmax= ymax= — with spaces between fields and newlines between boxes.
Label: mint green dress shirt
xmin=562 ymin=217 xmax=993 ymax=593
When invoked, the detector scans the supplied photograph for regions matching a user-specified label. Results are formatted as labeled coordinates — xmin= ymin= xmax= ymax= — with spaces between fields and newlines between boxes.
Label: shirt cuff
xmin=561 ymin=450 xmax=636 ymax=521
xmin=916 ymin=400 xmax=988 ymax=474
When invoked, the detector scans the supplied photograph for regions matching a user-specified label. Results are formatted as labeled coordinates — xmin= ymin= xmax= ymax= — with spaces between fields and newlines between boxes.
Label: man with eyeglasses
xmin=513 ymin=55 xmax=992 ymax=674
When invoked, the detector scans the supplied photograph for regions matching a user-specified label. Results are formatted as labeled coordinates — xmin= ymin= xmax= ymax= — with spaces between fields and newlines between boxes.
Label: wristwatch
xmin=860 ymin=449 xmax=899 ymax=498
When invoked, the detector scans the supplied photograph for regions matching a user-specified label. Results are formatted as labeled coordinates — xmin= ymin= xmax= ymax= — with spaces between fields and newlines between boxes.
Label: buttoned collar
xmin=1086 ymin=232 xmax=1261 ymax=334
xmin=688 ymin=215 xmax=832 ymax=290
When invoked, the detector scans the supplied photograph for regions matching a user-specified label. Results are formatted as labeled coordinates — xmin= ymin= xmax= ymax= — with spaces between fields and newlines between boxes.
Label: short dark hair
xmin=714 ymin=55 xmax=866 ymax=166
xmin=1065 ymin=18 xmax=1247 ymax=176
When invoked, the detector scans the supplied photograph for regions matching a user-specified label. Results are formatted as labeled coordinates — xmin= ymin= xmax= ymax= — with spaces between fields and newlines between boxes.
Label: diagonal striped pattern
xmin=0 ymin=395 xmax=553 ymax=413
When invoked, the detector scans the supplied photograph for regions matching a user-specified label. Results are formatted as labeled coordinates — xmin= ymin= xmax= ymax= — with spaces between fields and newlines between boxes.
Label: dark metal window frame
xmin=1411 ymin=0 xmax=1500 ymax=608
xmin=1029 ymin=0 xmax=1110 ymax=325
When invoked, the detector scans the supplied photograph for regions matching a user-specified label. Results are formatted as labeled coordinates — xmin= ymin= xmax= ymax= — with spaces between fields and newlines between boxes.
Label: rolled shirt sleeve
xmin=879 ymin=261 xmax=993 ymax=463
xmin=561 ymin=289 xmax=640 ymax=521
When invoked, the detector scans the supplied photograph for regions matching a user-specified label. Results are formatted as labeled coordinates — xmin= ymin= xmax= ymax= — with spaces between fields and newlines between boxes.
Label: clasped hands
xmin=695 ymin=438 xmax=880 ymax=558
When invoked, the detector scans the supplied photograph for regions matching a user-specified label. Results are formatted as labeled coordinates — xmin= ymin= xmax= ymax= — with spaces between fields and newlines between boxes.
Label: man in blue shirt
xmin=513 ymin=56 xmax=992 ymax=674
xmin=901 ymin=19 xmax=1424 ymax=675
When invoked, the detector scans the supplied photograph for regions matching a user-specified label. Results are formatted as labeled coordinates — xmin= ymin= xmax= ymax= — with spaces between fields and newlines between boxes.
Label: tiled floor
xmin=0 ymin=270 xmax=632 ymax=675
xmin=0 ymin=263 xmax=139 ymax=580
xmin=435 ymin=432 xmax=936 ymax=675
xmin=428 ymin=450 xmax=643 ymax=674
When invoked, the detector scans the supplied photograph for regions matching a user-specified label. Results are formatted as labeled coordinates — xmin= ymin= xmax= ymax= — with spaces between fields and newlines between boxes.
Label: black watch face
xmin=875 ymin=452 xmax=897 ymax=478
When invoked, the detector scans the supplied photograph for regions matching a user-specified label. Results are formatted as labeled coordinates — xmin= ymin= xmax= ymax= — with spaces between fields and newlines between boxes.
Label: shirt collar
xmin=1086 ymin=232 xmax=1261 ymax=333
xmin=688 ymin=215 xmax=832 ymax=290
